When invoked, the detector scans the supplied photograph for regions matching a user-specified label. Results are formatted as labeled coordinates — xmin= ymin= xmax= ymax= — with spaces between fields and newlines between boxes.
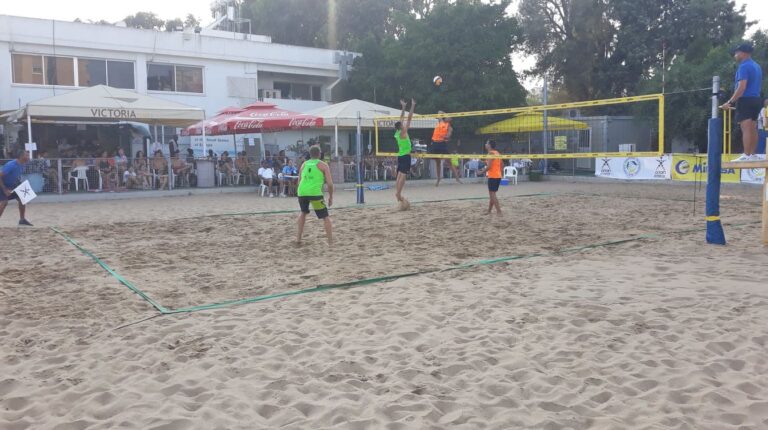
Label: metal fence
xmin=1 ymin=155 xmax=525 ymax=196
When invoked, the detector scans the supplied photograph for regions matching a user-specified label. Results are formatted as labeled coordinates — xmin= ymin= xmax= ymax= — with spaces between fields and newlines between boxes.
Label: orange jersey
xmin=431 ymin=122 xmax=450 ymax=142
xmin=487 ymin=150 xmax=502 ymax=178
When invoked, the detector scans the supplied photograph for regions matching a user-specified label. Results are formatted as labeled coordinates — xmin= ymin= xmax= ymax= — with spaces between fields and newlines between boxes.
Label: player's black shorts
xmin=487 ymin=178 xmax=501 ymax=192
xmin=0 ymin=191 xmax=20 ymax=203
xmin=430 ymin=141 xmax=449 ymax=155
xmin=736 ymin=97 xmax=762 ymax=123
xmin=397 ymin=154 xmax=411 ymax=174
xmin=298 ymin=195 xmax=329 ymax=219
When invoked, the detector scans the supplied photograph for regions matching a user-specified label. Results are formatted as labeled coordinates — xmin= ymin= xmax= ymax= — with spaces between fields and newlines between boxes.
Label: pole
xmin=542 ymin=78 xmax=548 ymax=174
xmin=201 ymin=115 xmax=207 ymax=158
xmin=27 ymin=112 xmax=34 ymax=159
xmin=334 ymin=120 xmax=339 ymax=158
xmin=706 ymin=75 xmax=726 ymax=245
xmin=355 ymin=111 xmax=364 ymax=204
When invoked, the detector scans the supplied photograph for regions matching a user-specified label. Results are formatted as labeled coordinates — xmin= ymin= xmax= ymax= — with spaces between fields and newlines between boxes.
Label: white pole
xmin=202 ymin=114 xmax=207 ymax=158
xmin=27 ymin=111 xmax=34 ymax=159
xmin=334 ymin=119 xmax=339 ymax=158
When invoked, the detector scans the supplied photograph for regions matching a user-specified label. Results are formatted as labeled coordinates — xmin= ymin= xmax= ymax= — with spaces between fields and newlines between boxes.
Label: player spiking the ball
xmin=394 ymin=98 xmax=416 ymax=210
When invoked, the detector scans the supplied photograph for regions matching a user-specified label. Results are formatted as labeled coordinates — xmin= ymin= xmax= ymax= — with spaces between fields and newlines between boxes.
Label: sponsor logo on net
xmin=675 ymin=160 xmax=690 ymax=175
xmin=623 ymin=157 xmax=641 ymax=177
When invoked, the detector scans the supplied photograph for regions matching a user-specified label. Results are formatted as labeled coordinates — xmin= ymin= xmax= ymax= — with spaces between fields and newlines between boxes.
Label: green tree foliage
xmin=349 ymin=1 xmax=526 ymax=114
xmin=123 ymin=12 xmax=165 ymax=30
xmin=518 ymin=0 xmax=747 ymax=100
xmin=184 ymin=14 xmax=201 ymax=29
xmin=164 ymin=18 xmax=184 ymax=32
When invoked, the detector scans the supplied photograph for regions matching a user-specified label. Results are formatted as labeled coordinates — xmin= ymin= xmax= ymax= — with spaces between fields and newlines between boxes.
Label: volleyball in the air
xmin=433 ymin=76 xmax=443 ymax=87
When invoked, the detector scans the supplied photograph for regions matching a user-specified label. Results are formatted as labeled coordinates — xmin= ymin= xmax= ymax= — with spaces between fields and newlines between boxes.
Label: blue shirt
xmin=282 ymin=166 xmax=297 ymax=176
xmin=1 ymin=160 xmax=24 ymax=189
xmin=735 ymin=58 xmax=763 ymax=98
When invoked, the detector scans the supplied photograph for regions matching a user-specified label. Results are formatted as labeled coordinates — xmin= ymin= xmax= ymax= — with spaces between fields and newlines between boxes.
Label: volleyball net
xmin=374 ymin=94 xmax=665 ymax=161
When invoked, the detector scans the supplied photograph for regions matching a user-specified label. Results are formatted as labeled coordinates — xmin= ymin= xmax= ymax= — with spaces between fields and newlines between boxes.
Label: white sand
xmin=2 ymin=181 xmax=768 ymax=429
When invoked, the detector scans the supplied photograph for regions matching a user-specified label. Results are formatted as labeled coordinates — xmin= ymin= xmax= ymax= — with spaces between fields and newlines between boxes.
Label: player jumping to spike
xmin=394 ymin=98 xmax=415 ymax=209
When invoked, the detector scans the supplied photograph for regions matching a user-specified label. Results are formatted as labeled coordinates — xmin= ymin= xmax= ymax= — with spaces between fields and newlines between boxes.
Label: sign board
xmin=554 ymin=136 xmax=567 ymax=151
xmin=13 ymin=180 xmax=37 ymax=205
xmin=594 ymin=155 xmax=672 ymax=180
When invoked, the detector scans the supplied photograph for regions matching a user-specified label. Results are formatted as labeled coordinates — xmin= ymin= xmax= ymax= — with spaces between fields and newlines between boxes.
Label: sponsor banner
xmin=671 ymin=154 xmax=740 ymax=183
xmin=740 ymin=154 xmax=766 ymax=184
xmin=595 ymin=155 xmax=672 ymax=180
xmin=189 ymin=135 xmax=235 ymax=157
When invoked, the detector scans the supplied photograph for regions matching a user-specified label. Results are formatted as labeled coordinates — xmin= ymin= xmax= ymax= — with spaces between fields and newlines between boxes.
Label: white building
xmin=0 ymin=14 xmax=358 ymax=157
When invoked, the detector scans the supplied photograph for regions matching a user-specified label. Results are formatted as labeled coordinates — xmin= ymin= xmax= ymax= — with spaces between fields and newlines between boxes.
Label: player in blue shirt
xmin=0 ymin=149 xmax=33 ymax=226
xmin=721 ymin=43 xmax=764 ymax=161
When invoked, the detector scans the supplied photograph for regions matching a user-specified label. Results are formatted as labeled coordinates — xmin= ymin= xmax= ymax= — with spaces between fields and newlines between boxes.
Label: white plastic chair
xmin=503 ymin=166 xmax=518 ymax=185
xmin=68 ymin=166 xmax=90 ymax=191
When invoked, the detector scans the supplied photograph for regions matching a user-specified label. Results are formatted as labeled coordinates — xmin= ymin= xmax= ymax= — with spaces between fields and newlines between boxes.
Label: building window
xmin=78 ymin=59 xmax=107 ymax=87
xmin=272 ymin=82 xmax=323 ymax=101
xmin=148 ymin=63 xmax=203 ymax=93
xmin=12 ymin=54 xmax=44 ymax=85
xmin=107 ymin=61 xmax=135 ymax=89
xmin=273 ymin=82 xmax=291 ymax=99
xmin=13 ymin=53 xmax=135 ymax=88
xmin=44 ymin=56 xmax=75 ymax=86
xmin=176 ymin=66 xmax=203 ymax=93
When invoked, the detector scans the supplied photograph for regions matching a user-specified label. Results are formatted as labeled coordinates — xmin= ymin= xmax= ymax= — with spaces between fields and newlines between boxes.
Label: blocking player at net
xmin=431 ymin=112 xmax=462 ymax=187
xmin=394 ymin=98 xmax=415 ymax=209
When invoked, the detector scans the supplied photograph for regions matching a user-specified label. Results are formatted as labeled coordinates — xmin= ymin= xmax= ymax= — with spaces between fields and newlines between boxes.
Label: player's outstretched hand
xmin=400 ymin=99 xmax=407 ymax=108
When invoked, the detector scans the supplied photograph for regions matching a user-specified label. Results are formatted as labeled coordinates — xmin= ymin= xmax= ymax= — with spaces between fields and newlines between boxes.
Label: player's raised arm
xmin=404 ymin=99 xmax=416 ymax=134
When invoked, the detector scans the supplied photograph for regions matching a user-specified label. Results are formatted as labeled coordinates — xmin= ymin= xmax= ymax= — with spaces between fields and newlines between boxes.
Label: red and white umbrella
xmin=211 ymin=102 xmax=323 ymax=134
xmin=181 ymin=106 xmax=245 ymax=136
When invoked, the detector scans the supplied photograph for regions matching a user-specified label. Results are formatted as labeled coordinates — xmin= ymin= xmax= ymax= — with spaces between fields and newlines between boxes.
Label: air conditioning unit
xmin=619 ymin=143 xmax=636 ymax=152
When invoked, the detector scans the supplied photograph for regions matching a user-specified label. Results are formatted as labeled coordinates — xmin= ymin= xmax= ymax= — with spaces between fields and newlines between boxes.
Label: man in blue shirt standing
xmin=721 ymin=43 xmax=763 ymax=161
xmin=0 ymin=149 xmax=33 ymax=226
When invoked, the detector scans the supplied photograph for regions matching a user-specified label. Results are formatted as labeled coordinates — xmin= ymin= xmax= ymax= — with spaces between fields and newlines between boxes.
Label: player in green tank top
xmin=395 ymin=98 xmax=416 ymax=210
xmin=296 ymin=145 xmax=334 ymax=245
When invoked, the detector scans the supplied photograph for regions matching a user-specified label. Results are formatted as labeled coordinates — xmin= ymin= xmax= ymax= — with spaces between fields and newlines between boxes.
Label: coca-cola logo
xmin=289 ymin=117 xmax=318 ymax=128
xmin=247 ymin=111 xmax=289 ymax=118
xmin=234 ymin=120 xmax=265 ymax=130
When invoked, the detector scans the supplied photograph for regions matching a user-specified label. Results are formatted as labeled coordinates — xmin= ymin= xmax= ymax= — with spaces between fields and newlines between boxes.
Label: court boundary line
xmin=51 ymin=215 xmax=760 ymax=315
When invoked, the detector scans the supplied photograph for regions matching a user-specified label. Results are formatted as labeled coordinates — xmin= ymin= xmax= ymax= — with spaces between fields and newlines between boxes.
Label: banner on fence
xmin=594 ymin=155 xmax=672 ymax=180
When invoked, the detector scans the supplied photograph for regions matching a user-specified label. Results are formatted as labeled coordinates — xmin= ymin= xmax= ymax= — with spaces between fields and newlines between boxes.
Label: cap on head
xmin=734 ymin=42 xmax=754 ymax=54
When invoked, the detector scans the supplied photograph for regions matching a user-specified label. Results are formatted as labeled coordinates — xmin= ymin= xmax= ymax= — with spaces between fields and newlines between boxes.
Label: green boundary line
xmin=51 ymin=192 xmax=761 ymax=315
xmin=50 ymin=227 xmax=169 ymax=314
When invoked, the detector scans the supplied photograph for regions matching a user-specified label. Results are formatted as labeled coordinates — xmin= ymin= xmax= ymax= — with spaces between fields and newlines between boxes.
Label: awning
xmin=4 ymin=85 xmax=205 ymax=127
xmin=304 ymin=99 xmax=437 ymax=128
xmin=181 ymin=106 xmax=245 ymax=136
xmin=476 ymin=112 xmax=589 ymax=134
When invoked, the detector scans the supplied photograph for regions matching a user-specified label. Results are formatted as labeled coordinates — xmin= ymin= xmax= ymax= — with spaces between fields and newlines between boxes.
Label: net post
xmin=706 ymin=75 xmax=726 ymax=245
xmin=658 ymin=94 xmax=665 ymax=155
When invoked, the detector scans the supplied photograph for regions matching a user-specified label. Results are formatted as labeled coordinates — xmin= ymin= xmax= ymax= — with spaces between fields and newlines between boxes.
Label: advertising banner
xmin=594 ymin=155 xmax=672 ymax=180
xmin=671 ymin=154 xmax=740 ymax=183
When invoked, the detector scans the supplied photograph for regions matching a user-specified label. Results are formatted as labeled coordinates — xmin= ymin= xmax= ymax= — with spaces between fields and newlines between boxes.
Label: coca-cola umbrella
xmin=181 ymin=106 xmax=245 ymax=136
xmin=211 ymin=102 xmax=323 ymax=134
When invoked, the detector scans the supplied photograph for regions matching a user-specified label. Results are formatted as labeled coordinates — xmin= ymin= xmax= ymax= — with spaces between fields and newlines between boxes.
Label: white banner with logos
xmin=595 ymin=155 xmax=672 ymax=180
xmin=740 ymin=154 xmax=766 ymax=184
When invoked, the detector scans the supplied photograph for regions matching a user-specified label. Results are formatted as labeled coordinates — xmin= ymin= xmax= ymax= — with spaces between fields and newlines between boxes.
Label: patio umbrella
xmin=181 ymin=106 xmax=245 ymax=136
xmin=211 ymin=102 xmax=323 ymax=134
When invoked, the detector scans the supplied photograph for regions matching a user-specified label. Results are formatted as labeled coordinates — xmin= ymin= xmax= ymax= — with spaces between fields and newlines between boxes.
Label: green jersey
xmin=394 ymin=130 xmax=411 ymax=156
xmin=297 ymin=159 xmax=325 ymax=196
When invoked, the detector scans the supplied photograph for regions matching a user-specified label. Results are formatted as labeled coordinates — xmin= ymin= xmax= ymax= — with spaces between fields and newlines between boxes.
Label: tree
xmin=348 ymin=0 xmax=526 ymax=114
xmin=184 ymin=14 xmax=201 ymax=29
xmin=123 ymin=12 xmax=165 ymax=30
xmin=164 ymin=18 xmax=184 ymax=32
xmin=518 ymin=0 xmax=747 ymax=100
